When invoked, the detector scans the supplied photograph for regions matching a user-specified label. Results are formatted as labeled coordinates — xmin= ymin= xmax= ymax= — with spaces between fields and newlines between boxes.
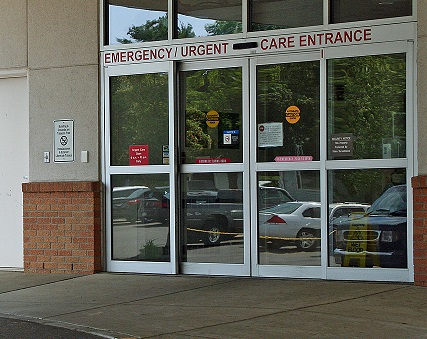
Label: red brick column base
xmin=412 ymin=176 xmax=427 ymax=286
xmin=22 ymin=181 xmax=102 ymax=274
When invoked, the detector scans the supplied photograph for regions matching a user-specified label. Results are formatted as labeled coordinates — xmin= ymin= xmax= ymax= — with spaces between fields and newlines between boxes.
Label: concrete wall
xmin=28 ymin=0 xmax=100 ymax=182
xmin=0 ymin=0 xmax=27 ymax=70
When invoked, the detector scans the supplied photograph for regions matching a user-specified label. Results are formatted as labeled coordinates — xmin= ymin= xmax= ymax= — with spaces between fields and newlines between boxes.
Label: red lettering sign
xmin=129 ymin=145 xmax=149 ymax=165
xmin=103 ymin=28 xmax=374 ymax=65
xmin=275 ymin=156 xmax=313 ymax=162
xmin=195 ymin=158 xmax=231 ymax=164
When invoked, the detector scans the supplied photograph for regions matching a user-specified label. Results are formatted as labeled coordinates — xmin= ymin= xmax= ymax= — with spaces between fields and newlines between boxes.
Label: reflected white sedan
xmin=259 ymin=202 xmax=321 ymax=251
xmin=259 ymin=202 xmax=370 ymax=252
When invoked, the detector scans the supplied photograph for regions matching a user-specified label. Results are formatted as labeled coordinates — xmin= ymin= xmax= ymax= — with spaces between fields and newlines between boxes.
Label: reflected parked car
xmin=112 ymin=186 xmax=166 ymax=223
xmin=333 ymin=185 xmax=407 ymax=268
xmin=185 ymin=185 xmax=295 ymax=246
xmin=258 ymin=185 xmax=295 ymax=209
xmin=259 ymin=202 xmax=321 ymax=251
xmin=259 ymin=202 xmax=370 ymax=252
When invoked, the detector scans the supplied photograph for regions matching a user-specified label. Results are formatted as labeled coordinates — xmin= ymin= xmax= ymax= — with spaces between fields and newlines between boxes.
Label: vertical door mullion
xmin=249 ymin=56 xmax=259 ymax=276
xmin=320 ymin=50 xmax=328 ymax=278
xmin=169 ymin=60 xmax=178 ymax=274
xmin=406 ymin=41 xmax=415 ymax=281
xmin=242 ymin=58 xmax=251 ymax=274
xmin=104 ymin=67 xmax=113 ymax=271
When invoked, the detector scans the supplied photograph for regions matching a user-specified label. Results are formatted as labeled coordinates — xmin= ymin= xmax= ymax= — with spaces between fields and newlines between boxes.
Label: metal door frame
xmin=102 ymin=41 xmax=414 ymax=282
xmin=250 ymin=42 xmax=414 ymax=282
xmin=177 ymin=58 xmax=251 ymax=276
xmin=104 ymin=61 xmax=178 ymax=274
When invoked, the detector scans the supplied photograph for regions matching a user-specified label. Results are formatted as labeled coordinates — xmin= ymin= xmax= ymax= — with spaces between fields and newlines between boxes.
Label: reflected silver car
xmin=259 ymin=202 xmax=321 ymax=251
xmin=259 ymin=202 xmax=369 ymax=251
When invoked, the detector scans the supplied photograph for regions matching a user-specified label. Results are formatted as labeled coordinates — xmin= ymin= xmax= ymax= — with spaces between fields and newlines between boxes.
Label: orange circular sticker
xmin=206 ymin=110 xmax=220 ymax=128
xmin=285 ymin=106 xmax=300 ymax=124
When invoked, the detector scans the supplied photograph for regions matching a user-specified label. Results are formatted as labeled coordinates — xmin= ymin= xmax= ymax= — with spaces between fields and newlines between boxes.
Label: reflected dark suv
xmin=333 ymin=185 xmax=407 ymax=268
xmin=113 ymin=186 xmax=166 ymax=223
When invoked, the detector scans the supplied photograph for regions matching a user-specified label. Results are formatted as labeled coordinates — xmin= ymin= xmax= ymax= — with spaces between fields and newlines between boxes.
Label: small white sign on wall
xmin=54 ymin=119 xmax=74 ymax=162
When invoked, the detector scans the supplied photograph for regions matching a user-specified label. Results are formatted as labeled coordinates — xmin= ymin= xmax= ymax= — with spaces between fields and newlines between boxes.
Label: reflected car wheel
xmin=203 ymin=225 xmax=222 ymax=246
xmin=296 ymin=229 xmax=318 ymax=251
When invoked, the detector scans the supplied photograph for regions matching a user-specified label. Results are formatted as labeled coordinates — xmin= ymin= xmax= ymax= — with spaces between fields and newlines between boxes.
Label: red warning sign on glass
xmin=129 ymin=145 xmax=149 ymax=165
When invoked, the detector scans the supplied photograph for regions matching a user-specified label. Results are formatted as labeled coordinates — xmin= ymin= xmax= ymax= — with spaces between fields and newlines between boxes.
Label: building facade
xmin=0 ymin=1 xmax=426 ymax=286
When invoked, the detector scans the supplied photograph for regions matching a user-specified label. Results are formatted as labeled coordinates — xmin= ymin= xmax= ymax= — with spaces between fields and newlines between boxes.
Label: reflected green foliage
xmin=205 ymin=21 xmax=242 ymax=35
xmin=185 ymin=68 xmax=242 ymax=113
xmin=110 ymin=73 xmax=168 ymax=165
xmin=330 ymin=168 xmax=406 ymax=205
xmin=329 ymin=54 xmax=406 ymax=159
xmin=183 ymin=68 xmax=242 ymax=162
xmin=328 ymin=54 xmax=406 ymax=204
xmin=117 ymin=15 xmax=195 ymax=43
xmin=251 ymin=23 xmax=288 ymax=32
xmin=257 ymin=61 xmax=321 ymax=161
xmin=186 ymin=108 xmax=212 ymax=150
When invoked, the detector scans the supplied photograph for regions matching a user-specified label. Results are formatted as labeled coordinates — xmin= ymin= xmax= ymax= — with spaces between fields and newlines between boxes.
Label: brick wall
xmin=412 ymin=176 xmax=427 ymax=286
xmin=22 ymin=181 xmax=102 ymax=274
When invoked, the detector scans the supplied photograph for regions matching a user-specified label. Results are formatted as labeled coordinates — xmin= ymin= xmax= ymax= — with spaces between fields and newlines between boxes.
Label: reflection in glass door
xmin=251 ymin=55 xmax=323 ymax=278
xmin=326 ymin=51 xmax=409 ymax=277
xmin=104 ymin=43 xmax=413 ymax=282
xmin=179 ymin=59 xmax=250 ymax=276
xmin=106 ymin=63 xmax=175 ymax=274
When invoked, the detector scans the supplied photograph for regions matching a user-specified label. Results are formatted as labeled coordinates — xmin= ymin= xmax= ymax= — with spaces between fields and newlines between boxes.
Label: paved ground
xmin=0 ymin=271 xmax=426 ymax=338
xmin=0 ymin=316 xmax=104 ymax=338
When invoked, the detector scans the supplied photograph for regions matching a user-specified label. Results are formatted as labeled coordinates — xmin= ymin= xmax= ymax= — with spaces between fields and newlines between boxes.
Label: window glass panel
xmin=181 ymin=172 xmax=244 ymax=264
xmin=107 ymin=0 xmax=168 ymax=45
xmin=181 ymin=67 xmax=243 ymax=164
xmin=110 ymin=73 xmax=169 ymax=166
xmin=111 ymin=174 xmax=170 ymax=261
xmin=328 ymin=54 xmax=406 ymax=160
xmin=250 ymin=0 xmax=323 ymax=32
xmin=177 ymin=0 xmax=242 ymax=39
xmin=328 ymin=168 xmax=407 ymax=269
xmin=258 ymin=171 xmax=321 ymax=266
xmin=330 ymin=0 xmax=412 ymax=24
xmin=257 ymin=61 xmax=320 ymax=162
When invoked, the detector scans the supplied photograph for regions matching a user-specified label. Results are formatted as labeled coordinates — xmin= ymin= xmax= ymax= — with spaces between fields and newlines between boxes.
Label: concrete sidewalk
xmin=0 ymin=272 xmax=426 ymax=338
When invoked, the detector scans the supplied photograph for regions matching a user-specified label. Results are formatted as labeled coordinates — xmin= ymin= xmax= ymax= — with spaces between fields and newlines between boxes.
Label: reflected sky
xmin=109 ymin=5 xmax=214 ymax=44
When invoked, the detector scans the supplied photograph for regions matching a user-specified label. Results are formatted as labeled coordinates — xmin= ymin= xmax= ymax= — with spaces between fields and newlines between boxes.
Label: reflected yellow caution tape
xmin=186 ymin=228 xmax=320 ymax=241
xmin=186 ymin=227 xmax=241 ymax=236
xmin=259 ymin=235 xmax=321 ymax=241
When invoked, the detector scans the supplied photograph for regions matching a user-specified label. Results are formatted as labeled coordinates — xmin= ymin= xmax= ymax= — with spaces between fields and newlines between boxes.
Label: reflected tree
xmin=257 ymin=61 xmax=321 ymax=161
xmin=110 ymin=73 xmax=169 ymax=165
xmin=205 ymin=21 xmax=242 ymax=35
xmin=183 ymin=68 xmax=242 ymax=161
xmin=117 ymin=15 xmax=195 ymax=43
xmin=329 ymin=54 xmax=406 ymax=160
xmin=328 ymin=54 xmax=406 ymax=203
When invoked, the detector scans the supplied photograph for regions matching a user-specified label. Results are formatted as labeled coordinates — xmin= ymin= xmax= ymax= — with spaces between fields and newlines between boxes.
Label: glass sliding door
xmin=178 ymin=59 xmax=250 ymax=276
xmin=325 ymin=42 xmax=412 ymax=282
xmin=106 ymin=62 xmax=176 ymax=274
xmin=103 ymin=41 xmax=414 ymax=283
xmin=251 ymin=53 xmax=323 ymax=278
xmin=251 ymin=43 xmax=412 ymax=282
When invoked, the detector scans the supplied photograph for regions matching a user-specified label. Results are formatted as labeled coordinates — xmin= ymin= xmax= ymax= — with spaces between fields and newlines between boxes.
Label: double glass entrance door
xmin=105 ymin=43 xmax=411 ymax=281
